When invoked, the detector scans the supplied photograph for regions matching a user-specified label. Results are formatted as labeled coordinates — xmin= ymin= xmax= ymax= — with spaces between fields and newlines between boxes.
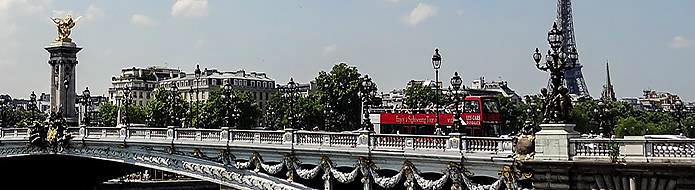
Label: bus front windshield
xmin=482 ymin=99 xmax=500 ymax=113
xmin=464 ymin=100 xmax=480 ymax=113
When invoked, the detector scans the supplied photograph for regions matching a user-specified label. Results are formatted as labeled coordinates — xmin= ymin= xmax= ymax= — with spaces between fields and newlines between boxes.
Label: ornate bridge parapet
xmin=526 ymin=134 xmax=695 ymax=190
xmin=0 ymin=126 xmax=515 ymax=190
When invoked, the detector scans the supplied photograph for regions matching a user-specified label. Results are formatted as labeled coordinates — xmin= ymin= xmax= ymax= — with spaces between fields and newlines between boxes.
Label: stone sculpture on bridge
xmin=29 ymin=111 xmax=72 ymax=152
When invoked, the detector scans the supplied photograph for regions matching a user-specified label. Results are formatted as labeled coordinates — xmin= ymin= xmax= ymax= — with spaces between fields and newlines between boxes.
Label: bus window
xmin=464 ymin=100 xmax=480 ymax=113
xmin=482 ymin=99 xmax=500 ymax=113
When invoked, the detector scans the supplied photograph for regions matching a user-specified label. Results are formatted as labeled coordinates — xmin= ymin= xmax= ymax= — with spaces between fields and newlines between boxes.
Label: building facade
xmin=108 ymin=66 xmax=181 ymax=106
xmin=469 ymin=77 xmax=521 ymax=102
xmin=159 ymin=66 xmax=275 ymax=111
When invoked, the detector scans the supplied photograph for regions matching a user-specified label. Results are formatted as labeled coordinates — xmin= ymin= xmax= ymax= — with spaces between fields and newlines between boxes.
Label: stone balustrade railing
xmin=570 ymin=137 xmax=695 ymax=162
xmin=0 ymin=127 xmax=513 ymax=154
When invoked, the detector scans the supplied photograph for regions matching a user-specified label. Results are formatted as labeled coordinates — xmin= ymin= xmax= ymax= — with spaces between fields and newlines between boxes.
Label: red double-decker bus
xmin=375 ymin=96 xmax=501 ymax=136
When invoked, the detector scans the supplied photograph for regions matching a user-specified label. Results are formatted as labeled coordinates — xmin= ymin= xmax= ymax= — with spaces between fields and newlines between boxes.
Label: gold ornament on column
xmin=50 ymin=15 xmax=81 ymax=43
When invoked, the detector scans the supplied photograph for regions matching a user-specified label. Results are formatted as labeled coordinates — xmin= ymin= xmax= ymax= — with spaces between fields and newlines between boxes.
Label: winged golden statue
xmin=50 ymin=15 xmax=81 ymax=43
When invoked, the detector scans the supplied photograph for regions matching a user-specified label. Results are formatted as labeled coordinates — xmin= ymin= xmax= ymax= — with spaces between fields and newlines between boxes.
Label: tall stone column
xmin=46 ymin=41 xmax=82 ymax=126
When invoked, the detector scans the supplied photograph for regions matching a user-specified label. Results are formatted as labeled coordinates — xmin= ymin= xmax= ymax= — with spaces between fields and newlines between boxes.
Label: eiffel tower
xmin=554 ymin=0 xmax=590 ymax=99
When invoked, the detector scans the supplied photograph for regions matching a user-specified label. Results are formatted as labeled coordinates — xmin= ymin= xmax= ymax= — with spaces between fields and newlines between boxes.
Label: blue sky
xmin=1 ymin=0 xmax=693 ymax=101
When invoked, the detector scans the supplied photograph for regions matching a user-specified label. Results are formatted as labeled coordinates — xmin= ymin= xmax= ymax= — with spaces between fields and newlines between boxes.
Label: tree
xmin=97 ymin=102 xmax=118 ymax=127
xmin=498 ymin=95 xmax=528 ymax=135
xmin=198 ymin=88 xmax=261 ymax=129
xmin=315 ymin=63 xmax=365 ymax=131
xmin=145 ymin=87 xmax=188 ymax=127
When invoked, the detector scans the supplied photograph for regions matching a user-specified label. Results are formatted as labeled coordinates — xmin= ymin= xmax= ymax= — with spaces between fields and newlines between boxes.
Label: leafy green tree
xmin=403 ymin=81 xmax=450 ymax=111
xmin=498 ymin=95 xmax=528 ymax=135
xmin=266 ymin=93 xmax=290 ymax=130
xmin=97 ymin=102 xmax=118 ymax=127
xmin=125 ymin=104 xmax=147 ymax=124
xmin=315 ymin=63 xmax=365 ymax=131
xmin=198 ymin=88 xmax=261 ymax=129
xmin=145 ymin=87 xmax=188 ymax=127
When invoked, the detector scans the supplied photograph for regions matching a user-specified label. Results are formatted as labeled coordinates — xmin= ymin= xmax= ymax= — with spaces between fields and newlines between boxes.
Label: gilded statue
xmin=50 ymin=15 xmax=81 ymax=43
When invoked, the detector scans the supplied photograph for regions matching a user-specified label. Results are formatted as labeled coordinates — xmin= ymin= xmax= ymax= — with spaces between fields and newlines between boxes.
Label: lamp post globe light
xmin=222 ymin=81 xmax=234 ymax=128
xmin=361 ymin=75 xmax=376 ymax=131
xmin=170 ymin=83 xmax=179 ymax=126
xmin=194 ymin=64 xmax=201 ymax=128
xmin=593 ymin=101 xmax=609 ymax=138
xmin=122 ymin=83 xmax=131 ymax=127
xmin=286 ymin=78 xmax=297 ymax=130
xmin=532 ymin=22 xmax=579 ymax=124
xmin=82 ymin=87 xmax=91 ymax=126
xmin=673 ymin=100 xmax=685 ymax=136
xmin=449 ymin=72 xmax=465 ymax=134
xmin=188 ymin=88 xmax=194 ymax=128
xmin=431 ymin=48 xmax=442 ymax=130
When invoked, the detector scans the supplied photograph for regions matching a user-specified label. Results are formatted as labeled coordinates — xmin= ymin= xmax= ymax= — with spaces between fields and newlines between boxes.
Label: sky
xmin=0 ymin=0 xmax=694 ymax=101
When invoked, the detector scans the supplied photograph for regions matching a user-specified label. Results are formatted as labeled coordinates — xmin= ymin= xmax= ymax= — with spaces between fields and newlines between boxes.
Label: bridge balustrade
xmin=462 ymin=136 xmax=509 ymax=153
xmin=0 ymin=127 xmax=515 ymax=155
xmin=569 ymin=138 xmax=695 ymax=162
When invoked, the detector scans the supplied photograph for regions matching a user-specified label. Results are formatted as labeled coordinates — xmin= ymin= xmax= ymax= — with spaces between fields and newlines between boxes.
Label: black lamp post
xmin=82 ymin=87 xmax=91 ymax=126
xmin=286 ymin=78 xmax=297 ymax=130
xmin=361 ymin=75 xmax=376 ymax=131
xmin=222 ymin=81 xmax=234 ymax=128
xmin=450 ymin=72 xmax=464 ymax=133
xmin=188 ymin=88 xmax=193 ymax=128
xmin=431 ymin=48 xmax=442 ymax=130
xmin=673 ymin=100 xmax=685 ymax=136
xmin=532 ymin=22 xmax=579 ymax=123
xmin=593 ymin=101 xmax=609 ymax=138
xmin=170 ymin=83 xmax=179 ymax=126
xmin=29 ymin=91 xmax=38 ymax=122
xmin=123 ymin=83 xmax=131 ymax=127
xmin=194 ymin=64 xmax=201 ymax=128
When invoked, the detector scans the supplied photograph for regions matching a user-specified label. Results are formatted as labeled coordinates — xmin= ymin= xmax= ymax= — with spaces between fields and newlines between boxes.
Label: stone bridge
xmin=0 ymin=126 xmax=515 ymax=190
xmin=525 ymin=124 xmax=695 ymax=190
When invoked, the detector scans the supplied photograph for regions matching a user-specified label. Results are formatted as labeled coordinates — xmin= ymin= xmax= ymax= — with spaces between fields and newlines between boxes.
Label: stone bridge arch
xmin=0 ymin=143 xmax=309 ymax=190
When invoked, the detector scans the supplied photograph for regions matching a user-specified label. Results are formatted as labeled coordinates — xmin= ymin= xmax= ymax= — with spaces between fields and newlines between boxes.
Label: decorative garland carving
xmin=0 ymin=137 xmax=517 ymax=190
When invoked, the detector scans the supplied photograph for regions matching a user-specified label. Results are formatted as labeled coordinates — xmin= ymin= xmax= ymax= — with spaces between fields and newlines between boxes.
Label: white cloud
xmin=322 ymin=44 xmax=337 ymax=55
xmin=403 ymin=3 xmax=436 ymax=27
xmin=456 ymin=9 xmax=464 ymax=16
xmin=131 ymin=14 xmax=157 ymax=27
xmin=172 ymin=0 xmax=208 ymax=18
xmin=193 ymin=39 xmax=207 ymax=49
xmin=670 ymin=36 xmax=692 ymax=49
xmin=83 ymin=4 xmax=104 ymax=22
xmin=0 ymin=22 xmax=17 ymax=38
xmin=0 ymin=0 xmax=50 ymax=14
xmin=51 ymin=9 xmax=74 ymax=18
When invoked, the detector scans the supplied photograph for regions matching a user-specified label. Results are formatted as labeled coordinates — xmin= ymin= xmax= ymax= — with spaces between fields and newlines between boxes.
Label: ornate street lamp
xmin=673 ymin=100 xmax=686 ymax=136
xmin=431 ymin=48 xmax=443 ymax=130
xmin=82 ymin=87 xmax=91 ymax=126
xmin=170 ymin=83 xmax=179 ymax=126
xmin=593 ymin=101 xmax=609 ymax=138
xmin=222 ymin=81 xmax=234 ymax=128
xmin=531 ymin=22 xmax=578 ymax=123
xmin=361 ymin=75 xmax=376 ymax=131
xmin=122 ymin=83 xmax=131 ymax=127
xmin=449 ymin=72 xmax=465 ymax=134
xmin=194 ymin=64 xmax=201 ymax=128
xmin=188 ymin=88 xmax=194 ymax=127
xmin=286 ymin=78 xmax=297 ymax=129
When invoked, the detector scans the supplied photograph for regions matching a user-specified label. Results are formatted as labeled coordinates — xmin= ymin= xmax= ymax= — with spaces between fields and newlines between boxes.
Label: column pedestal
xmin=534 ymin=123 xmax=579 ymax=161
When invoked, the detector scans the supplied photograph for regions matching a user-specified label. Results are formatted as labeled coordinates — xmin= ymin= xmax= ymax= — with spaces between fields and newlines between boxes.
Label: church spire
xmin=601 ymin=60 xmax=616 ymax=101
